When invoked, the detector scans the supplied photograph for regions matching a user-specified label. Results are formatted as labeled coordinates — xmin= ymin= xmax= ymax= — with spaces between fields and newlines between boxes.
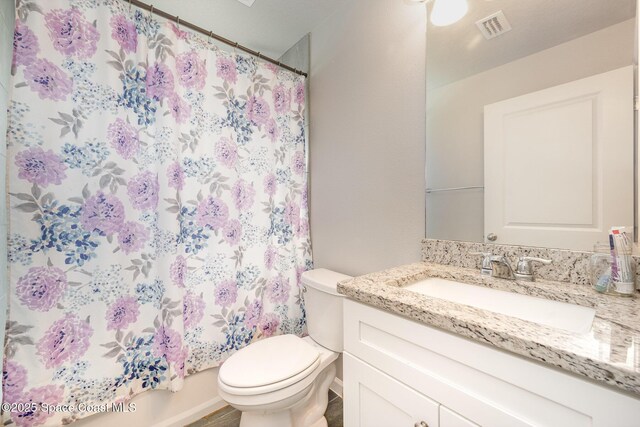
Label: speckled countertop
xmin=337 ymin=262 xmax=640 ymax=396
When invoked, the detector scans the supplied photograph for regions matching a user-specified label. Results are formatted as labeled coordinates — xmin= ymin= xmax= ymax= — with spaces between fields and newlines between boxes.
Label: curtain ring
xmin=176 ymin=16 xmax=180 ymax=28
xmin=149 ymin=5 xmax=154 ymax=17
xmin=128 ymin=0 xmax=132 ymax=12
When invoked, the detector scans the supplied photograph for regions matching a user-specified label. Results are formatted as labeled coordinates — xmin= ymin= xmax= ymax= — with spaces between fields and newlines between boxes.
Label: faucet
xmin=471 ymin=253 xmax=551 ymax=281
xmin=489 ymin=255 xmax=516 ymax=280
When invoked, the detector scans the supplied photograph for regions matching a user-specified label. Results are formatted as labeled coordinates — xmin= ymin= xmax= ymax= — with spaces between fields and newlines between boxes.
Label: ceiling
xmin=427 ymin=0 xmax=636 ymax=88
xmin=148 ymin=0 xmax=344 ymax=58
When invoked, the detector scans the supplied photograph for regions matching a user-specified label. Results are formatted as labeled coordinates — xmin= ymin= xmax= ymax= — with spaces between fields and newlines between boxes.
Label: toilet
xmin=217 ymin=269 xmax=351 ymax=427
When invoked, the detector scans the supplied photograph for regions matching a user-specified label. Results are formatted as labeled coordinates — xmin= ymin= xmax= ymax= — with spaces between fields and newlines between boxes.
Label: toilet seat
xmin=219 ymin=335 xmax=321 ymax=396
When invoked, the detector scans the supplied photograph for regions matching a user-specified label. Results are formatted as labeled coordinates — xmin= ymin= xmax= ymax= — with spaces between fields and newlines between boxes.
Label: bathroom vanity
xmin=338 ymin=262 xmax=640 ymax=427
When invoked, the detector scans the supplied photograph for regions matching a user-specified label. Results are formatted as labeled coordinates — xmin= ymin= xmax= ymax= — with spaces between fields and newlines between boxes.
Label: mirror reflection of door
xmin=484 ymin=66 xmax=633 ymax=250
xmin=425 ymin=0 xmax=637 ymax=251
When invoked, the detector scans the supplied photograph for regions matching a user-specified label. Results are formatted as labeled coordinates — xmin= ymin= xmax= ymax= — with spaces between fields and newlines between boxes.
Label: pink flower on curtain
xmin=3 ymin=360 xmax=28 ymax=404
xmin=216 ymin=56 xmax=237 ymax=84
xmin=175 ymin=346 xmax=189 ymax=379
xmin=196 ymin=196 xmax=229 ymax=230
xmin=183 ymin=292 xmax=205 ymax=328
xmin=170 ymin=256 xmax=187 ymax=288
xmin=284 ymin=201 xmax=301 ymax=229
xmin=146 ymin=62 xmax=175 ymax=100
xmin=214 ymin=280 xmax=238 ymax=308
xmin=152 ymin=326 xmax=183 ymax=363
xmin=297 ymin=219 xmax=309 ymax=237
xmin=45 ymin=8 xmax=99 ymax=58
xmin=127 ymin=171 xmax=160 ymax=211
xmin=15 ymin=147 xmax=67 ymax=187
xmin=107 ymin=118 xmax=139 ymax=159
xmin=80 ymin=191 xmax=125 ymax=235
xmin=168 ymin=94 xmax=191 ymax=124
xmin=264 ymin=246 xmax=276 ymax=269
xmin=244 ymin=300 xmax=262 ymax=329
xmin=215 ymin=137 xmax=238 ymax=168
xmin=176 ymin=51 xmax=207 ymax=90
xmin=13 ymin=385 xmax=64 ymax=427
xmin=294 ymin=81 xmax=305 ymax=104
xmin=273 ymin=84 xmax=291 ymax=114
xmin=167 ymin=161 xmax=185 ymax=190
xmin=292 ymin=151 xmax=306 ymax=175
xmin=232 ymin=179 xmax=255 ymax=211
xmin=23 ymin=58 xmax=73 ymax=101
xmin=222 ymin=219 xmax=242 ymax=245
xmin=117 ymin=221 xmax=150 ymax=254
xmin=263 ymin=174 xmax=277 ymax=197
xmin=246 ymin=95 xmax=270 ymax=125
xmin=105 ymin=296 xmax=140 ymax=330
xmin=16 ymin=266 xmax=67 ymax=311
xmin=36 ymin=314 xmax=93 ymax=368
xmin=265 ymin=119 xmax=279 ymax=142
xmin=169 ymin=22 xmax=189 ymax=40
xmin=12 ymin=19 xmax=39 ymax=68
xmin=266 ymin=275 xmax=290 ymax=304
xmin=110 ymin=14 xmax=137 ymax=53
xmin=259 ymin=313 xmax=280 ymax=337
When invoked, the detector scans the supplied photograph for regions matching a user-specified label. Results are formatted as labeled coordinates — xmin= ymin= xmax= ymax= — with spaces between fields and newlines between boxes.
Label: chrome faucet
xmin=489 ymin=255 xmax=516 ymax=280
xmin=471 ymin=253 xmax=551 ymax=281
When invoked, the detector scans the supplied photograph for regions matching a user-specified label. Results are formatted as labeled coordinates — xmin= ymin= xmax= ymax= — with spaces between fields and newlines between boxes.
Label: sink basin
xmin=406 ymin=277 xmax=595 ymax=334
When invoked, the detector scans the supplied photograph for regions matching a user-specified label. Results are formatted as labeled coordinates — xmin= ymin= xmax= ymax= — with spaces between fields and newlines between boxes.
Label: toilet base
xmin=236 ymin=362 xmax=337 ymax=427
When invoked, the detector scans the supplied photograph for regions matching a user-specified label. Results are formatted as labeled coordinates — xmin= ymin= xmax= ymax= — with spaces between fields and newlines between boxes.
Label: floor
xmin=187 ymin=390 xmax=343 ymax=427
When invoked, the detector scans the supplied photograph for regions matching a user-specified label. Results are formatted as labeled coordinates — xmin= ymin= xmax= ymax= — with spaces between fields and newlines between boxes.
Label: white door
xmin=343 ymin=353 xmax=439 ymax=427
xmin=484 ymin=66 xmax=634 ymax=250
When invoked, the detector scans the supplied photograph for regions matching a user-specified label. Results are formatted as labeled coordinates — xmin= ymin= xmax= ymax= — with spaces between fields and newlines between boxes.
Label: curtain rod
xmin=127 ymin=0 xmax=308 ymax=78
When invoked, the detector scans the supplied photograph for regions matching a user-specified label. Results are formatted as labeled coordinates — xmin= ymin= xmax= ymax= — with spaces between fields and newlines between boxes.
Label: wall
xmin=0 ymin=0 xmax=15 ymax=405
xmin=426 ymin=19 xmax=636 ymax=243
xmin=309 ymin=0 xmax=427 ymax=277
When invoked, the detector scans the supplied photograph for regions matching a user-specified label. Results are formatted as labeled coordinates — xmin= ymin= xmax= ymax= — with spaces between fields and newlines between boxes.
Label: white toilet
xmin=217 ymin=269 xmax=351 ymax=427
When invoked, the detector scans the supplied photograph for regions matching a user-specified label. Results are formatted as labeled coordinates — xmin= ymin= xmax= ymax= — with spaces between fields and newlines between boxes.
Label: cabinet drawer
xmin=344 ymin=352 xmax=439 ymax=427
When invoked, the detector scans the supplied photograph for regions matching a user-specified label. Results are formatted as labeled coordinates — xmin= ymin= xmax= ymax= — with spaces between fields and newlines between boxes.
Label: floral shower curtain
xmin=4 ymin=0 xmax=311 ymax=425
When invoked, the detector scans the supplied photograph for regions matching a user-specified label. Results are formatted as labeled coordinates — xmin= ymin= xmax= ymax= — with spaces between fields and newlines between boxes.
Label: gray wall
xmin=0 ymin=0 xmax=14 ymax=404
xmin=426 ymin=19 xmax=635 ymax=243
xmin=309 ymin=0 xmax=427 ymax=277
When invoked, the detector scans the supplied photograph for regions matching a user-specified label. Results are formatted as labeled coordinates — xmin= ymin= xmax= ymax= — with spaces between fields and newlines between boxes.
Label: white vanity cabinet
xmin=342 ymin=299 xmax=640 ymax=427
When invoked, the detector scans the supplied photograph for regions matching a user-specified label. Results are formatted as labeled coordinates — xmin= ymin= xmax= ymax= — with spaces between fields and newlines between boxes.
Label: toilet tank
xmin=301 ymin=269 xmax=352 ymax=352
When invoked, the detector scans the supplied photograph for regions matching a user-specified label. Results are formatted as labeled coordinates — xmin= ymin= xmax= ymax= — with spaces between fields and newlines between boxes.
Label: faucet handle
xmin=515 ymin=256 xmax=552 ymax=281
xmin=470 ymin=252 xmax=493 ymax=275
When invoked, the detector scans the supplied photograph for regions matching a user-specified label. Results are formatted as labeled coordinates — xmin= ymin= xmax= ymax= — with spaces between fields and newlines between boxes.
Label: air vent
xmin=235 ymin=0 xmax=256 ymax=6
xmin=476 ymin=11 xmax=512 ymax=40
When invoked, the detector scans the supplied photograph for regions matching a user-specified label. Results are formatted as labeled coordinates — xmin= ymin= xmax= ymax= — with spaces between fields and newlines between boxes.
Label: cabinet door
xmin=440 ymin=406 xmax=479 ymax=427
xmin=344 ymin=352 xmax=439 ymax=427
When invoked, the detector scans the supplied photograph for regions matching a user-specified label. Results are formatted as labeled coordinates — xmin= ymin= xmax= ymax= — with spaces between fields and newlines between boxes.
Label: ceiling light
xmin=430 ymin=0 xmax=469 ymax=27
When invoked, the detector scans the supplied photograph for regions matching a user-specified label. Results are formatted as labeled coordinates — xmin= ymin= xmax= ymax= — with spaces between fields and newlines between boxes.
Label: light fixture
xmin=430 ymin=0 xmax=469 ymax=27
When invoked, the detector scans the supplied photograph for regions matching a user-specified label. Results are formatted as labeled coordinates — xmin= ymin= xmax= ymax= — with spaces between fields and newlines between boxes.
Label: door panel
xmin=343 ymin=353 xmax=439 ymax=427
xmin=484 ymin=66 xmax=633 ymax=250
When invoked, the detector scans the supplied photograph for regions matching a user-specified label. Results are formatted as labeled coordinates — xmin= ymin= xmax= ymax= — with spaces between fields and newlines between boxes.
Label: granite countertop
xmin=337 ymin=262 xmax=640 ymax=396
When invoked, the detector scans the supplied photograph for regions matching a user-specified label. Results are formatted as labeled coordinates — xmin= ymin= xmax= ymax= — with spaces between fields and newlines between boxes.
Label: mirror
xmin=425 ymin=0 xmax=637 ymax=251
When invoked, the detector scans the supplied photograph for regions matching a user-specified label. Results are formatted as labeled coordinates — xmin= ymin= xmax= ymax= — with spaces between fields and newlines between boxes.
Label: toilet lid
xmin=219 ymin=335 xmax=320 ymax=389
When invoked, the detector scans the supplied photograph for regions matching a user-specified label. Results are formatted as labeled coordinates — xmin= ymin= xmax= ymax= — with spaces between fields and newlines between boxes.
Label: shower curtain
xmin=4 ymin=0 xmax=311 ymax=425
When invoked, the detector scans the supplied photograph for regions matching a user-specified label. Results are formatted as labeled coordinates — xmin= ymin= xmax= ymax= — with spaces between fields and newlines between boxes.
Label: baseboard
xmin=155 ymin=396 xmax=226 ymax=427
xmin=330 ymin=377 xmax=343 ymax=398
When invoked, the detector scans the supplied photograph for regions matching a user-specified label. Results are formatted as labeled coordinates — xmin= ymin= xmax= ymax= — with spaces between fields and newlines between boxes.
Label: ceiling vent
xmin=235 ymin=0 xmax=256 ymax=6
xmin=476 ymin=11 xmax=512 ymax=40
